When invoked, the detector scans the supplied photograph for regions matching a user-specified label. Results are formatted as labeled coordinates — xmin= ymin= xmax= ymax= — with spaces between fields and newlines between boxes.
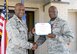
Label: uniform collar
xmin=48 ymin=17 xmax=58 ymax=24
xmin=13 ymin=15 xmax=22 ymax=22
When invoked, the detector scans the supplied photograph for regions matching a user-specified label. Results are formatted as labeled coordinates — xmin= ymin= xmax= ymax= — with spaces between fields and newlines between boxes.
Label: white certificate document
xmin=35 ymin=23 xmax=51 ymax=35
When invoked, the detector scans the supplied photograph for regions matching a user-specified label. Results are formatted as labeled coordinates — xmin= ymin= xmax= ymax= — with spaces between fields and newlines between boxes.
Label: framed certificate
xmin=35 ymin=23 xmax=51 ymax=35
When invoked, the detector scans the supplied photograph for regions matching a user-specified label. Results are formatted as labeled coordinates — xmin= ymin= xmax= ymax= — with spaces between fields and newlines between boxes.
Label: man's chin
xmin=51 ymin=17 xmax=56 ymax=19
xmin=19 ymin=15 xmax=23 ymax=18
xmin=50 ymin=17 xmax=56 ymax=21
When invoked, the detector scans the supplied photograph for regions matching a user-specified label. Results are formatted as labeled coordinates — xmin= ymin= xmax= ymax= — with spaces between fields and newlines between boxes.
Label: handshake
xmin=31 ymin=42 xmax=38 ymax=50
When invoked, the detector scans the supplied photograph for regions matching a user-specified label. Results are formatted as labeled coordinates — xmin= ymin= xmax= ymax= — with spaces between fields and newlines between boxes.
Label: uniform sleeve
xmin=36 ymin=35 xmax=46 ymax=46
xmin=28 ymin=31 xmax=34 ymax=39
xmin=28 ymin=29 xmax=46 ymax=46
xmin=55 ymin=21 xmax=74 ymax=44
xmin=6 ymin=21 xmax=33 ymax=49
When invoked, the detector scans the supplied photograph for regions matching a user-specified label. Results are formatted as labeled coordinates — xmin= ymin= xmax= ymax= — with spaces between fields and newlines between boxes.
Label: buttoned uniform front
xmin=36 ymin=18 xmax=74 ymax=54
xmin=6 ymin=15 xmax=33 ymax=54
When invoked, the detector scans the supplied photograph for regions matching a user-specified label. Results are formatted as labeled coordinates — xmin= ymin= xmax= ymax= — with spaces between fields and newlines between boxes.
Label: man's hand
xmin=32 ymin=42 xmax=38 ymax=50
xmin=47 ymin=34 xmax=56 ymax=38
xmin=31 ymin=28 xmax=35 ymax=34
